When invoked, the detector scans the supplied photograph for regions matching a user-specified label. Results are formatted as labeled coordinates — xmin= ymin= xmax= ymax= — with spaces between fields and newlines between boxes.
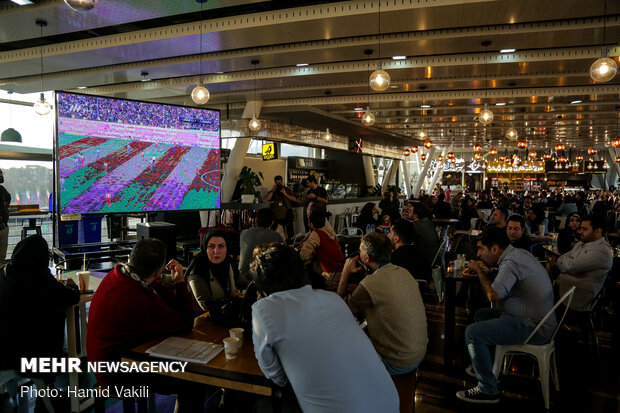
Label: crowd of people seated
xmin=4 ymin=181 xmax=619 ymax=411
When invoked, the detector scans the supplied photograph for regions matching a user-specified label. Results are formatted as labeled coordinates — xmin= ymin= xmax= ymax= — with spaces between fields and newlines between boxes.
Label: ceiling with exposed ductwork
xmin=0 ymin=0 xmax=619 ymax=152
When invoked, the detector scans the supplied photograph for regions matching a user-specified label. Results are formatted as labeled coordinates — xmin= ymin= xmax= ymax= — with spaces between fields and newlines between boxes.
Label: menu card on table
xmin=146 ymin=337 xmax=223 ymax=364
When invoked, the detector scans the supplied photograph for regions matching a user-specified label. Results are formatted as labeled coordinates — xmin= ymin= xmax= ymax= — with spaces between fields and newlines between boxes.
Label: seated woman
xmin=186 ymin=229 xmax=239 ymax=315
xmin=458 ymin=196 xmax=479 ymax=230
xmin=557 ymin=212 xmax=581 ymax=254
xmin=525 ymin=205 xmax=549 ymax=236
xmin=0 ymin=235 xmax=80 ymax=377
xmin=355 ymin=202 xmax=380 ymax=234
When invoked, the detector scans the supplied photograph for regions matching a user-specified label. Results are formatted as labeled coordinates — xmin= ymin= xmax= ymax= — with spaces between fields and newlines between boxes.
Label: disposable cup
xmin=229 ymin=328 xmax=244 ymax=347
xmin=223 ymin=337 xmax=240 ymax=359
xmin=77 ymin=271 xmax=90 ymax=292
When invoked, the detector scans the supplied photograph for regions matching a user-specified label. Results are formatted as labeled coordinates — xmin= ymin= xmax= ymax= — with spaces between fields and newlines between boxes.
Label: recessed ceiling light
xmin=392 ymin=56 xmax=406 ymax=60
xmin=76 ymin=86 xmax=87 ymax=89
xmin=571 ymin=100 xmax=582 ymax=104
xmin=215 ymin=71 xmax=224 ymax=74
xmin=389 ymin=85 xmax=398 ymax=89
xmin=421 ymin=105 xmax=431 ymax=108
xmin=10 ymin=0 xmax=34 ymax=5
xmin=354 ymin=107 xmax=364 ymax=112
xmin=140 ymin=78 xmax=151 ymax=82
xmin=495 ymin=102 xmax=506 ymax=106
xmin=500 ymin=49 xmax=516 ymax=53
xmin=296 ymin=63 xmax=309 ymax=67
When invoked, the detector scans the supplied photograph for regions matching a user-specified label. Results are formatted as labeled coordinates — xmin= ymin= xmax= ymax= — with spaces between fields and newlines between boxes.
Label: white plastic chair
xmin=478 ymin=209 xmax=492 ymax=223
xmin=492 ymin=286 xmax=576 ymax=410
xmin=339 ymin=226 xmax=363 ymax=236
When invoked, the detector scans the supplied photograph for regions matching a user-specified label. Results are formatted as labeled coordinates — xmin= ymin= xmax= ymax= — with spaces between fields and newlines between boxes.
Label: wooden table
xmin=123 ymin=317 xmax=273 ymax=397
xmin=63 ymin=271 xmax=106 ymax=412
xmin=443 ymin=273 xmax=479 ymax=370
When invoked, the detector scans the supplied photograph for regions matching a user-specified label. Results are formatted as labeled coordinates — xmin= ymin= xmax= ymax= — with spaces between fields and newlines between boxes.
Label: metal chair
xmin=430 ymin=239 xmax=447 ymax=301
xmin=339 ymin=226 xmax=363 ymax=236
xmin=492 ymin=286 xmax=576 ymax=410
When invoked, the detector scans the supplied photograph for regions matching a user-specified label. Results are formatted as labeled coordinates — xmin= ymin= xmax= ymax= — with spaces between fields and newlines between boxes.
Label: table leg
xmin=444 ymin=277 xmax=456 ymax=370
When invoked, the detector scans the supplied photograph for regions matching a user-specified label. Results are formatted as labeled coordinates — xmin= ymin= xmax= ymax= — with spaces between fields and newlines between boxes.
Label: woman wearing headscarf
xmin=557 ymin=213 xmax=581 ymax=254
xmin=0 ymin=235 xmax=80 ymax=374
xmin=355 ymin=202 xmax=381 ymax=233
xmin=186 ymin=229 xmax=240 ymax=314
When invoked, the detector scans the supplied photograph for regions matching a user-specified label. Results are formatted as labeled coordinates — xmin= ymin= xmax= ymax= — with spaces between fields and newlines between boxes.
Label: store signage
xmin=486 ymin=161 xmax=544 ymax=173
xmin=348 ymin=137 xmax=363 ymax=153
xmin=434 ymin=158 xmax=483 ymax=173
xmin=262 ymin=142 xmax=278 ymax=161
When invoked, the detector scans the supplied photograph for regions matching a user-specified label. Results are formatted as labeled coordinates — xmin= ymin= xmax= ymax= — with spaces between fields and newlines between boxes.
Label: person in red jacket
xmin=86 ymin=238 xmax=203 ymax=411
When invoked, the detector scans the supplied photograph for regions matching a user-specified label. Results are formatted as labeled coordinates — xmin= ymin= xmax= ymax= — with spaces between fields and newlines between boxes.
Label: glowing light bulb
xmin=248 ymin=114 xmax=261 ymax=131
xmin=369 ymin=69 xmax=391 ymax=92
xmin=191 ymin=84 xmax=210 ymax=105
xmin=33 ymin=93 xmax=50 ymax=116
xmin=590 ymin=57 xmax=617 ymax=82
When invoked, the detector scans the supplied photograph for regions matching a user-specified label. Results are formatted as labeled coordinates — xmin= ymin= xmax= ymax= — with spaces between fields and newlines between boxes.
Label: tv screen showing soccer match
xmin=55 ymin=92 xmax=220 ymax=214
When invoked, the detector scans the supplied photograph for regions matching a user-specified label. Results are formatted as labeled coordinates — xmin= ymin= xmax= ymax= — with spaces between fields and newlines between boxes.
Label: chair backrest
xmin=524 ymin=286 xmax=576 ymax=345
xmin=478 ymin=209 xmax=492 ymax=222
xmin=470 ymin=217 xmax=479 ymax=231
xmin=339 ymin=226 xmax=363 ymax=236
xmin=432 ymin=239 xmax=447 ymax=267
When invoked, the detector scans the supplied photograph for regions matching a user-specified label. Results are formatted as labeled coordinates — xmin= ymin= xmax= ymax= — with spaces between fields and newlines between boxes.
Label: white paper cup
xmin=77 ymin=271 xmax=90 ymax=292
xmin=223 ymin=337 xmax=240 ymax=359
xmin=229 ymin=328 xmax=244 ymax=347
xmin=539 ymin=224 xmax=545 ymax=236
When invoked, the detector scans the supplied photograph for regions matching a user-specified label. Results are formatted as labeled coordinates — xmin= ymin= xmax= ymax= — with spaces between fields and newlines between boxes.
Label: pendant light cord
xmin=40 ymin=23 xmax=44 ymax=95
xmin=254 ymin=62 xmax=257 ymax=115
xmin=199 ymin=2 xmax=203 ymax=84
xmin=603 ymin=0 xmax=607 ymax=52
xmin=377 ymin=1 xmax=381 ymax=67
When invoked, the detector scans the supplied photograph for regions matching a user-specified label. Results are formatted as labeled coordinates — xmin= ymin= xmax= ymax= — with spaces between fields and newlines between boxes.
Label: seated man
xmin=338 ymin=233 xmax=428 ymax=376
xmin=0 ymin=235 xmax=80 ymax=375
xmin=457 ymin=227 xmax=556 ymax=404
xmin=300 ymin=210 xmax=344 ymax=275
xmin=407 ymin=202 xmax=440 ymax=266
xmin=388 ymin=219 xmax=431 ymax=285
xmin=555 ymin=214 xmax=613 ymax=311
xmin=87 ymin=239 xmax=202 ymax=411
xmin=250 ymin=243 xmax=399 ymax=412
xmin=506 ymin=214 xmax=532 ymax=251
xmin=485 ymin=206 xmax=508 ymax=230
xmin=238 ymin=208 xmax=282 ymax=288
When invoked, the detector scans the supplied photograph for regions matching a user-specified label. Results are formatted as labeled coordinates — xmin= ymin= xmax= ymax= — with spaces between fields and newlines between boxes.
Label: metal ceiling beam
xmin=45 ymin=46 xmax=611 ymax=96
xmin=0 ymin=0 xmax=500 ymax=63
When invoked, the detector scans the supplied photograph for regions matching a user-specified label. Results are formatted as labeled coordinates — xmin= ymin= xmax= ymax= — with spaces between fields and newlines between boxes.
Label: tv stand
xmin=53 ymin=241 xmax=136 ymax=271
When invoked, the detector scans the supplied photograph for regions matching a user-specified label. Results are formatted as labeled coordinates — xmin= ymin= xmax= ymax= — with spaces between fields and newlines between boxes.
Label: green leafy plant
xmin=239 ymin=166 xmax=263 ymax=196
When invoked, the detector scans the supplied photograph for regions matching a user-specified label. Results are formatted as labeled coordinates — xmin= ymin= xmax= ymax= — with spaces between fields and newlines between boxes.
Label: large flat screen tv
xmin=55 ymin=92 xmax=220 ymax=214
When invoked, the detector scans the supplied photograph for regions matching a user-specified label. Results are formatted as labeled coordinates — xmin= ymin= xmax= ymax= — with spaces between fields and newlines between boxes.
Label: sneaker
xmin=465 ymin=365 xmax=476 ymax=378
xmin=456 ymin=387 xmax=500 ymax=404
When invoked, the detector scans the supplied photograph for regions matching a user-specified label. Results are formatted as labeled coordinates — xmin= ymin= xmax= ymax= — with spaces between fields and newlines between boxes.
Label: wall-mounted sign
xmin=486 ymin=160 xmax=545 ymax=174
xmin=262 ymin=142 xmax=278 ymax=161
xmin=348 ymin=137 xmax=363 ymax=153
xmin=431 ymin=158 xmax=483 ymax=173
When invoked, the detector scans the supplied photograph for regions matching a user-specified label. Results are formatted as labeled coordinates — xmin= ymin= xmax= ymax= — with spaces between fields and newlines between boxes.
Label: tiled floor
xmin=3 ymin=301 xmax=617 ymax=413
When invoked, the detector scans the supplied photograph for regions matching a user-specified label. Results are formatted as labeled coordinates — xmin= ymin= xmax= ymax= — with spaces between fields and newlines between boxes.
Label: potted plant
xmin=238 ymin=166 xmax=263 ymax=203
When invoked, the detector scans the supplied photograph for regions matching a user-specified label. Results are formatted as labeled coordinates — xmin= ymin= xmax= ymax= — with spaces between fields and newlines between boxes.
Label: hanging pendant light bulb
xmin=248 ymin=59 xmax=261 ymax=132
xmin=322 ymin=128 xmax=333 ymax=142
xmin=248 ymin=114 xmax=261 ymax=131
xmin=191 ymin=84 xmax=210 ymax=105
xmin=505 ymin=127 xmax=518 ymax=140
xmin=191 ymin=2 xmax=210 ymax=105
xmin=361 ymin=107 xmax=375 ymax=126
xmin=489 ymin=147 xmax=498 ymax=156
xmin=410 ymin=145 xmax=419 ymax=153
xmin=369 ymin=1 xmax=390 ymax=91
xmin=369 ymin=66 xmax=390 ymax=92
xmin=34 ymin=92 xmax=51 ymax=116
xmin=423 ymin=139 xmax=434 ymax=149
xmin=403 ymin=149 xmax=410 ymax=156
xmin=64 ymin=0 xmax=98 ymax=11
xmin=34 ymin=19 xmax=50 ymax=116
xmin=2 ymin=91 xmax=22 ymax=143
xmin=590 ymin=0 xmax=617 ymax=82
xmin=476 ymin=41 xmax=493 ymax=125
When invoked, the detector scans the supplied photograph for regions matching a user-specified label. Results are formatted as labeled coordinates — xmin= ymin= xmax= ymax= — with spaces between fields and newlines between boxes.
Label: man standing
xmin=338 ymin=233 xmax=428 ymax=376
xmin=306 ymin=175 xmax=328 ymax=205
xmin=456 ymin=227 xmax=556 ymax=404
xmin=264 ymin=175 xmax=297 ymax=241
xmin=555 ymin=214 xmax=613 ymax=311
xmin=0 ymin=169 xmax=11 ymax=264
xmin=250 ymin=243 xmax=399 ymax=412
xmin=238 ymin=208 xmax=282 ymax=288
xmin=505 ymin=214 xmax=532 ymax=251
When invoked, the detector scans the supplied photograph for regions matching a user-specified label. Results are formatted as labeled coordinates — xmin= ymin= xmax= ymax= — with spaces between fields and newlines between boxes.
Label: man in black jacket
xmin=388 ymin=219 xmax=431 ymax=286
